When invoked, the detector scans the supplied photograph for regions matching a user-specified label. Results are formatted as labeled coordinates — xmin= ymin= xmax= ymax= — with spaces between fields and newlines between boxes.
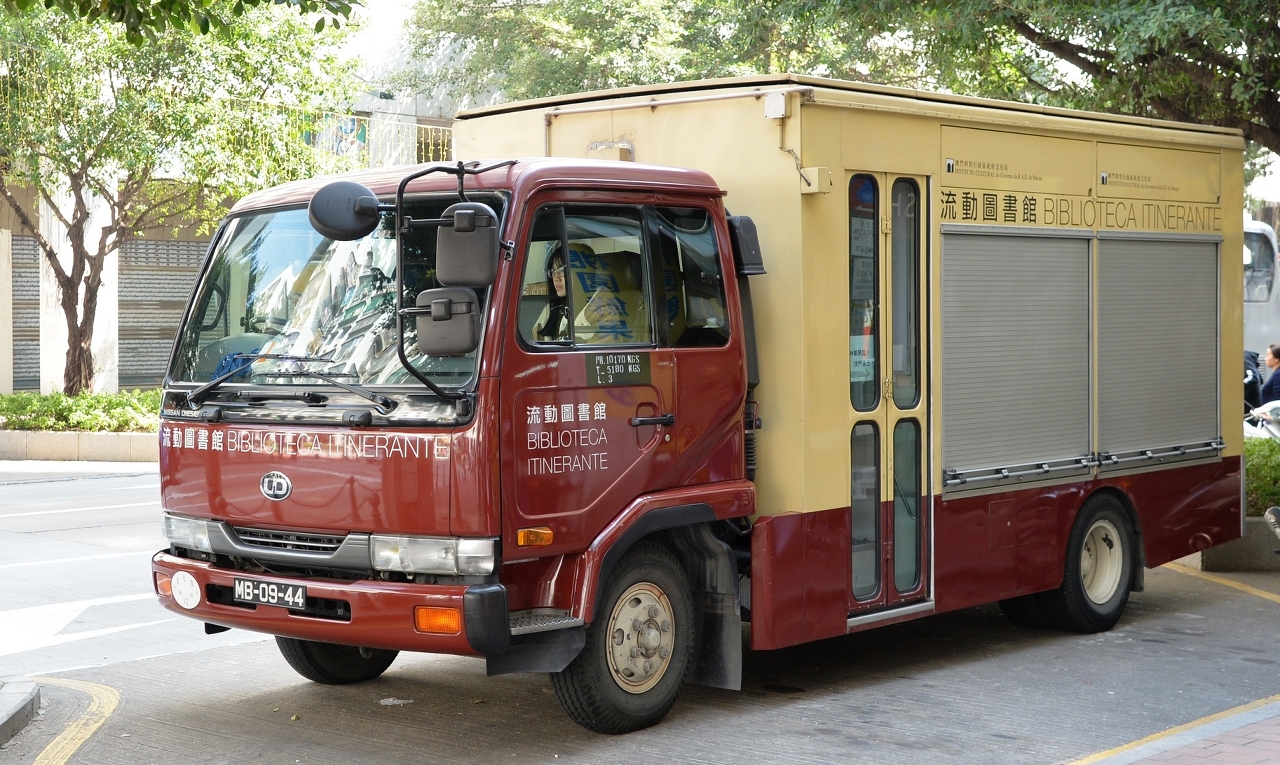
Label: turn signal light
xmin=414 ymin=606 xmax=461 ymax=634
xmin=155 ymin=573 xmax=173 ymax=597
xmin=517 ymin=526 xmax=554 ymax=547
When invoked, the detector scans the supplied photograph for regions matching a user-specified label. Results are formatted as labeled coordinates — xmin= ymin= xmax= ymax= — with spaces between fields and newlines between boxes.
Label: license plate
xmin=233 ymin=578 xmax=307 ymax=609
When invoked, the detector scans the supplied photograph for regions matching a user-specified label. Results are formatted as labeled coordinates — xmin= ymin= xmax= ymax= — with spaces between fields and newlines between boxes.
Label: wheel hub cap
xmin=606 ymin=582 xmax=675 ymax=694
xmin=1081 ymin=518 xmax=1123 ymax=605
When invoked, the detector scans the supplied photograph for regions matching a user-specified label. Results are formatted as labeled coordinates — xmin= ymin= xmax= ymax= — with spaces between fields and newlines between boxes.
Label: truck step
xmin=509 ymin=609 xmax=584 ymax=635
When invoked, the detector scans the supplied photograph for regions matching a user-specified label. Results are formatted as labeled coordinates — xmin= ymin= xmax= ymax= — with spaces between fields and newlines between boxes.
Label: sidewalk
xmin=1081 ymin=694 xmax=1280 ymax=764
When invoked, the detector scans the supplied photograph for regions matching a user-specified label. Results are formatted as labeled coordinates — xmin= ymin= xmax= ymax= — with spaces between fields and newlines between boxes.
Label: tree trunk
xmin=66 ymin=253 xmax=104 ymax=394
xmin=62 ymin=307 xmax=94 ymax=395
xmin=54 ymin=182 xmax=109 ymax=396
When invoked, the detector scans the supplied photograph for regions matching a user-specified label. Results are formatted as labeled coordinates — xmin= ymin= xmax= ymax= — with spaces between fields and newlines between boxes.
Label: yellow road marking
xmin=1164 ymin=561 xmax=1280 ymax=605
xmin=30 ymin=677 xmax=120 ymax=765
xmin=1067 ymin=562 xmax=1280 ymax=763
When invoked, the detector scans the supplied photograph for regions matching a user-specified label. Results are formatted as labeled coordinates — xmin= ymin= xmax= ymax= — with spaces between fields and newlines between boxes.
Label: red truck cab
xmin=153 ymin=159 xmax=757 ymax=733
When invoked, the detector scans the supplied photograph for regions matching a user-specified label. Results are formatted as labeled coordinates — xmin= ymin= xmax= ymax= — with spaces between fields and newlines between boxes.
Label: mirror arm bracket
xmin=395 ymin=169 xmax=464 ymax=402
xmin=390 ymin=158 xmax=516 ymax=403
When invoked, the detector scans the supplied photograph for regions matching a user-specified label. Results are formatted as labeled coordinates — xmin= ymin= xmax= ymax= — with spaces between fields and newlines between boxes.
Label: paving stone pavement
xmin=1136 ymin=715 xmax=1280 ymax=764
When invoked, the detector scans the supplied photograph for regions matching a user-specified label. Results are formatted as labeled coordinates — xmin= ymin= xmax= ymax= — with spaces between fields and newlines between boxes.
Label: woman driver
xmin=533 ymin=246 xmax=571 ymax=341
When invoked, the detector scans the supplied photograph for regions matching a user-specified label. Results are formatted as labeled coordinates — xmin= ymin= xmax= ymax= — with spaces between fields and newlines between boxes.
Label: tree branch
xmin=1010 ymin=20 xmax=1111 ymax=80
xmin=0 ymin=178 xmax=67 ymax=284
xmin=35 ymin=185 xmax=74 ymax=232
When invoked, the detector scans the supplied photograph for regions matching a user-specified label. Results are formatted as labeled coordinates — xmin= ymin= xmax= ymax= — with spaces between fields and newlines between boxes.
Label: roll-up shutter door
xmin=1097 ymin=238 xmax=1219 ymax=464
xmin=941 ymin=232 xmax=1091 ymax=488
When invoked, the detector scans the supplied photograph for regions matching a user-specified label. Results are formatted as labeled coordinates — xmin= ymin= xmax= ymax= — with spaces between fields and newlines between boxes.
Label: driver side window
xmin=517 ymin=204 xmax=653 ymax=348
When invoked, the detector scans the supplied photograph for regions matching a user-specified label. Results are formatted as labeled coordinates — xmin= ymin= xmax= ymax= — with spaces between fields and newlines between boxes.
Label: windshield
xmin=170 ymin=195 xmax=505 ymax=388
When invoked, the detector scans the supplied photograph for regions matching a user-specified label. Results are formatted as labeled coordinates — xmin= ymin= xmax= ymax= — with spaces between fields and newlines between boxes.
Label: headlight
xmin=163 ymin=513 xmax=212 ymax=553
xmin=456 ymin=538 xmax=497 ymax=575
xmin=370 ymin=535 xmax=495 ymax=575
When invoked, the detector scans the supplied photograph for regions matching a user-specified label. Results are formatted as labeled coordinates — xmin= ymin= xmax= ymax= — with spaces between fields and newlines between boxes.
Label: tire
xmin=1040 ymin=494 xmax=1135 ymax=633
xmin=998 ymin=593 xmax=1051 ymax=629
xmin=550 ymin=541 xmax=694 ymax=734
xmin=276 ymin=637 xmax=398 ymax=684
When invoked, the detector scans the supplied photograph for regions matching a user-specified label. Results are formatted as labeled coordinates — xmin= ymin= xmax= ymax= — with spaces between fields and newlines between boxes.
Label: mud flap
xmin=485 ymin=627 xmax=586 ymax=676
xmin=689 ymin=591 xmax=742 ymax=691
xmin=663 ymin=524 xmax=743 ymax=691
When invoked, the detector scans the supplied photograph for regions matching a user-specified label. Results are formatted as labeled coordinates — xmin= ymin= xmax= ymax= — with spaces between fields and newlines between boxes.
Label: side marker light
xmin=156 ymin=573 xmax=172 ymax=597
xmin=414 ymin=606 xmax=461 ymax=634
xmin=517 ymin=526 xmax=554 ymax=547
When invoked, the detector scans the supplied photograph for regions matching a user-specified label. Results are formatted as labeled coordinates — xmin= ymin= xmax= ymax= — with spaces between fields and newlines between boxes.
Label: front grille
xmin=231 ymin=526 xmax=346 ymax=554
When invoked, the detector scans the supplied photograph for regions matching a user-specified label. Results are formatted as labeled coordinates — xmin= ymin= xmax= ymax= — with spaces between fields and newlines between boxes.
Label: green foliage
xmin=0 ymin=390 xmax=162 ymax=432
xmin=1245 ymin=438 xmax=1280 ymax=516
xmin=404 ymin=0 xmax=1280 ymax=160
xmin=0 ymin=7 xmax=361 ymax=393
xmin=0 ymin=7 xmax=362 ymax=235
xmin=0 ymin=0 xmax=356 ymax=43
xmin=398 ymin=0 xmax=919 ymax=105
xmin=806 ymin=0 xmax=1280 ymax=155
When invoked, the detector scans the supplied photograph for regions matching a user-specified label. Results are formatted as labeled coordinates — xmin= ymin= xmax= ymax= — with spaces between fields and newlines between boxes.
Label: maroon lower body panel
xmin=745 ymin=458 xmax=1241 ymax=646
xmin=749 ymin=507 xmax=850 ymax=650
xmin=934 ymin=457 xmax=1242 ymax=613
xmin=151 ymin=552 xmax=477 ymax=655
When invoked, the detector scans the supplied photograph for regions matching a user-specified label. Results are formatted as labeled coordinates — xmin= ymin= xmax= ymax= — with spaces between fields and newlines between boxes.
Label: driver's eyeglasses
xmin=550 ymin=266 xmax=566 ymax=278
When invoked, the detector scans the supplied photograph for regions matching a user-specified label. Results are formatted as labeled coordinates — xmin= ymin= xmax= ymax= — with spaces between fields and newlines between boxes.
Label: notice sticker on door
xmin=587 ymin=352 xmax=651 ymax=386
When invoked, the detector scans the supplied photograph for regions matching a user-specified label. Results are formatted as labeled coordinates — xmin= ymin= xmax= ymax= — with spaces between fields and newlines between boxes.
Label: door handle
xmin=630 ymin=414 xmax=675 ymax=427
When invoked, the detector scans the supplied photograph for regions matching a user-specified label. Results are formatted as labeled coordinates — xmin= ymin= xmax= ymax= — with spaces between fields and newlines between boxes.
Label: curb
xmin=0 ymin=680 xmax=40 ymax=746
xmin=0 ymin=430 xmax=158 ymax=462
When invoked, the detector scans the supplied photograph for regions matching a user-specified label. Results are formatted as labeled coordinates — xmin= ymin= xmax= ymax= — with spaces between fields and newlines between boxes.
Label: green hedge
xmin=1246 ymin=437 xmax=1280 ymax=516
xmin=0 ymin=390 xmax=162 ymax=432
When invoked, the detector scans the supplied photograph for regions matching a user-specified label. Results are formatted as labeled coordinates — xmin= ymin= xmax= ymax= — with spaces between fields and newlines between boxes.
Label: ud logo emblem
xmin=260 ymin=471 xmax=292 ymax=501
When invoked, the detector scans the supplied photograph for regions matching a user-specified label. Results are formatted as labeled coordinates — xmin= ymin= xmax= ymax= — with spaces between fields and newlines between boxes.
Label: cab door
xmin=649 ymin=204 xmax=742 ymax=480
xmin=848 ymin=173 xmax=929 ymax=613
xmin=500 ymin=197 xmax=677 ymax=557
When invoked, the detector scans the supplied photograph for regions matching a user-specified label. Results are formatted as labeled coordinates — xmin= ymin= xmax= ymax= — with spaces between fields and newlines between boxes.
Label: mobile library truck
xmin=153 ymin=75 xmax=1244 ymax=733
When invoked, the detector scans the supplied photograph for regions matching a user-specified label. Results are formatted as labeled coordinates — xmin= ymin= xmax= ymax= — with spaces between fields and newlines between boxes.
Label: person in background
xmin=1262 ymin=345 xmax=1280 ymax=404
xmin=1247 ymin=350 xmax=1263 ymax=412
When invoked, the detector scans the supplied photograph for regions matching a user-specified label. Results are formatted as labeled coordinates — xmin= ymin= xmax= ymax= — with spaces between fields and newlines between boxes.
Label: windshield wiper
xmin=287 ymin=369 xmax=397 ymax=414
xmin=184 ymin=355 xmax=262 ymax=408
xmin=184 ymin=354 xmax=396 ymax=414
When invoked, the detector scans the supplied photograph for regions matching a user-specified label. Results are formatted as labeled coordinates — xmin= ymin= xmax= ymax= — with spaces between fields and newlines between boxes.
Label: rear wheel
xmin=1040 ymin=494 xmax=1135 ymax=633
xmin=276 ymin=637 xmax=398 ymax=684
xmin=550 ymin=542 xmax=693 ymax=734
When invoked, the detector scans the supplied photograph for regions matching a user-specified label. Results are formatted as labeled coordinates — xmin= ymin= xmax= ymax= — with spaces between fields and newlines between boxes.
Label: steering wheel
xmin=197 ymin=282 xmax=227 ymax=331
xmin=246 ymin=315 xmax=288 ymax=335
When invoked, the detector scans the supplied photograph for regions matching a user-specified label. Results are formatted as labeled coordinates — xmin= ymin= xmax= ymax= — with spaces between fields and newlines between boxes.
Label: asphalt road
xmin=3 ymin=464 xmax=1280 ymax=764
xmin=0 ymin=462 xmax=269 ymax=680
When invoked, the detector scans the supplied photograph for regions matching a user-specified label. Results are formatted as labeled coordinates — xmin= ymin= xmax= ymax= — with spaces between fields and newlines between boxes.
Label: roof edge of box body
xmin=455 ymin=73 xmax=1243 ymax=142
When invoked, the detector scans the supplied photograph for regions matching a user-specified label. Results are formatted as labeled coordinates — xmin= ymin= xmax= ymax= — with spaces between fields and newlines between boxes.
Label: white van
xmin=1244 ymin=217 xmax=1280 ymax=354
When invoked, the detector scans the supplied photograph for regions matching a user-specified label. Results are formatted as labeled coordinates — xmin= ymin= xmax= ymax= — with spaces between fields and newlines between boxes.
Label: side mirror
xmin=727 ymin=215 xmax=766 ymax=276
xmin=308 ymin=181 xmax=381 ymax=241
xmin=437 ymin=202 xmax=499 ymax=287
xmin=414 ymin=286 xmax=481 ymax=356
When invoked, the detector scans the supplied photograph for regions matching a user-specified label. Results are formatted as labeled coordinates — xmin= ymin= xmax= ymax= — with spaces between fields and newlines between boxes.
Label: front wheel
xmin=1040 ymin=494 xmax=1135 ymax=633
xmin=276 ymin=637 xmax=398 ymax=684
xmin=550 ymin=542 xmax=694 ymax=734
